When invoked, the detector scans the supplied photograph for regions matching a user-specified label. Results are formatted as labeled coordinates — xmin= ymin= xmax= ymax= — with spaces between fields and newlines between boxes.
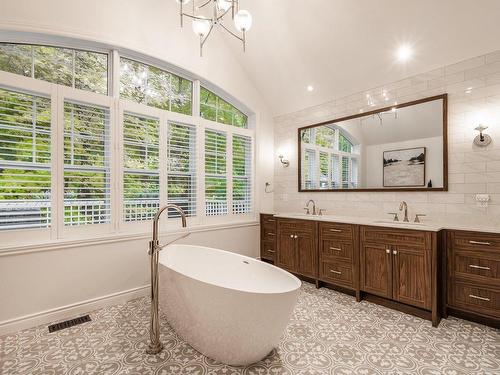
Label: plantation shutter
xmin=341 ymin=156 xmax=350 ymax=189
xmin=167 ymin=122 xmax=196 ymax=217
xmin=63 ymin=101 xmax=110 ymax=225
xmin=232 ymin=134 xmax=251 ymax=214
xmin=205 ymin=129 xmax=227 ymax=216
xmin=331 ymin=154 xmax=340 ymax=188
xmin=123 ymin=113 xmax=160 ymax=221
xmin=0 ymin=88 xmax=51 ymax=229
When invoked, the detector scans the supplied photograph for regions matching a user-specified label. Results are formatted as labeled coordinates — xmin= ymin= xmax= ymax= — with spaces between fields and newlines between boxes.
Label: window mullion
xmin=53 ymin=85 xmax=64 ymax=239
xmin=160 ymin=113 xmax=168 ymax=208
xmin=111 ymin=50 xmax=120 ymax=98
xmin=227 ymin=130 xmax=233 ymax=217
xmin=197 ymin=119 xmax=206 ymax=222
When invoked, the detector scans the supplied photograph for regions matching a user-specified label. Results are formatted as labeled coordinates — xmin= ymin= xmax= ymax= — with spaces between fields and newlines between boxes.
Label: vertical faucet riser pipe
xmin=147 ymin=204 xmax=188 ymax=355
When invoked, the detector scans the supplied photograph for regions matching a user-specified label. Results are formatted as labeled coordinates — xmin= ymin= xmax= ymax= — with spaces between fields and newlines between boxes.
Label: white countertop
xmin=273 ymin=213 xmax=500 ymax=234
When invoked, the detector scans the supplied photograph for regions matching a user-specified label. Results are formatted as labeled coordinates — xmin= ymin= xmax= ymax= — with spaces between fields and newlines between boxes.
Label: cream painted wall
xmin=275 ymin=50 xmax=500 ymax=227
xmin=0 ymin=0 xmax=271 ymax=333
xmin=0 ymin=224 xmax=259 ymax=333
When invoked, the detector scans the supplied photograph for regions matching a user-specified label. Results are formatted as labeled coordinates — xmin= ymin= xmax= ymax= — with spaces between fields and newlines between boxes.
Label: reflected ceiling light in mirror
xmin=465 ymin=87 xmax=473 ymax=94
xmin=307 ymin=85 xmax=314 ymax=92
xmin=396 ymin=44 xmax=413 ymax=62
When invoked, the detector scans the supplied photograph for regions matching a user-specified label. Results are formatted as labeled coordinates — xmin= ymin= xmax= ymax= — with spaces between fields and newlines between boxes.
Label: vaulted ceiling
xmin=222 ymin=0 xmax=500 ymax=116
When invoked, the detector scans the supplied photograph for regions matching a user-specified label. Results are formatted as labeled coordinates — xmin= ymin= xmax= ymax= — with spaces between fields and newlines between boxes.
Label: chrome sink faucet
xmin=304 ymin=199 xmax=317 ymax=215
xmin=399 ymin=201 xmax=409 ymax=222
xmin=147 ymin=204 xmax=189 ymax=355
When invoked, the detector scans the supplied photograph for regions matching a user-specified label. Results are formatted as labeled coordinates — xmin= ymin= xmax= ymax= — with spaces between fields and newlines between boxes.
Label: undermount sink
xmin=372 ymin=220 xmax=425 ymax=226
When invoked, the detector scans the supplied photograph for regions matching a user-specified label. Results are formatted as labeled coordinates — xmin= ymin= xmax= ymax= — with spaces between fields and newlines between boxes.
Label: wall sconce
xmin=278 ymin=154 xmax=290 ymax=167
xmin=473 ymin=124 xmax=492 ymax=147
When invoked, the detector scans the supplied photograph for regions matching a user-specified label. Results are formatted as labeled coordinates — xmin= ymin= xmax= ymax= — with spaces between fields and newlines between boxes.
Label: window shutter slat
xmin=168 ymin=122 xmax=196 ymax=217
xmin=232 ymin=134 xmax=251 ymax=214
xmin=0 ymin=88 xmax=51 ymax=230
xmin=205 ymin=129 xmax=227 ymax=216
xmin=64 ymin=101 xmax=110 ymax=226
xmin=123 ymin=113 xmax=160 ymax=221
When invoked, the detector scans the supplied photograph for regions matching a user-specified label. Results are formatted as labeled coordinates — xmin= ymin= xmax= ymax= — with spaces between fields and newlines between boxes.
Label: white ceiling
xmin=222 ymin=0 xmax=500 ymax=116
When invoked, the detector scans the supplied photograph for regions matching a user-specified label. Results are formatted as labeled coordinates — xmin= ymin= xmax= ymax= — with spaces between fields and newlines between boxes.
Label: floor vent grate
xmin=48 ymin=315 xmax=91 ymax=333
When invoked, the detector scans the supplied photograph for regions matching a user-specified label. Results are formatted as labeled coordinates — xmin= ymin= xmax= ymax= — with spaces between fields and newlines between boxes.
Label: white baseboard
xmin=0 ymin=285 xmax=149 ymax=336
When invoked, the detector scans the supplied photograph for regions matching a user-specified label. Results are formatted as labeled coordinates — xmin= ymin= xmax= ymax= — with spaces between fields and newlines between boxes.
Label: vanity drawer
xmin=261 ymin=240 xmax=276 ymax=261
xmin=320 ymin=222 xmax=354 ymax=240
xmin=278 ymin=218 xmax=316 ymax=235
xmin=320 ymin=260 xmax=353 ymax=287
xmin=261 ymin=214 xmax=277 ymax=226
xmin=450 ymin=282 xmax=500 ymax=317
xmin=453 ymin=251 xmax=500 ymax=286
xmin=320 ymin=239 xmax=353 ymax=261
xmin=362 ymin=226 xmax=428 ymax=247
xmin=452 ymin=231 xmax=500 ymax=252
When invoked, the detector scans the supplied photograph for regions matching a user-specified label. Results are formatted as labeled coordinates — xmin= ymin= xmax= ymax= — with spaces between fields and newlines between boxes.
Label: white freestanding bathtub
xmin=158 ymin=244 xmax=301 ymax=366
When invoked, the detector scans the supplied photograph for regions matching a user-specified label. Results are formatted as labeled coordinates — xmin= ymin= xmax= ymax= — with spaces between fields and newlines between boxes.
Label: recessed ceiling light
xmin=307 ymin=85 xmax=314 ymax=92
xmin=396 ymin=44 xmax=412 ymax=62
xmin=465 ymin=87 xmax=473 ymax=94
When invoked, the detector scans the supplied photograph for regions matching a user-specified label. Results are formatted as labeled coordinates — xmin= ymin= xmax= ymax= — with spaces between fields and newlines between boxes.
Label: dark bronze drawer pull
xmin=469 ymin=264 xmax=491 ymax=271
xmin=469 ymin=294 xmax=490 ymax=302
xmin=469 ymin=240 xmax=491 ymax=246
xmin=329 ymin=229 xmax=342 ymax=232
xmin=267 ymin=232 xmax=275 ymax=236
xmin=267 ymin=249 xmax=275 ymax=253
xmin=329 ymin=246 xmax=341 ymax=251
xmin=330 ymin=270 xmax=342 ymax=275
xmin=267 ymin=219 xmax=275 ymax=222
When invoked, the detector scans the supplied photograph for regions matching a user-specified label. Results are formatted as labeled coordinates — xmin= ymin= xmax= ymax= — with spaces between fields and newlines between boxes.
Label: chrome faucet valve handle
xmin=318 ymin=208 xmax=325 ymax=216
xmin=303 ymin=207 xmax=310 ymax=215
xmin=388 ymin=212 xmax=399 ymax=222
xmin=414 ymin=214 xmax=426 ymax=223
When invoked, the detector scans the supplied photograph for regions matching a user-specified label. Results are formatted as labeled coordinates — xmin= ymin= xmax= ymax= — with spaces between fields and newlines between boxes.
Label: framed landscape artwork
xmin=383 ymin=147 xmax=426 ymax=187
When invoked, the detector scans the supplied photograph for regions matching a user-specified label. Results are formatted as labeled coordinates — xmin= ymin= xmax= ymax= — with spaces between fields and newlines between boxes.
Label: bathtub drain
xmin=243 ymin=260 xmax=249 ymax=264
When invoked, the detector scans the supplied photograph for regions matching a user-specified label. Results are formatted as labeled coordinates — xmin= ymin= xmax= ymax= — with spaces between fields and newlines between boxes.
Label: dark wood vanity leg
xmin=315 ymin=280 xmax=321 ymax=289
xmin=355 ymin=290 xmax=361 ymax=302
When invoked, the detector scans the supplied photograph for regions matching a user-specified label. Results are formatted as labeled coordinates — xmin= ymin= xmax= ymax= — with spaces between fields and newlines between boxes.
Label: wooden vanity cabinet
xmin=260 ymin=214 xmax=277 ymax=262
xmin=446 ymin=230 xmax=500 ymax=326
xmin=360 ymin=226 xmax=438 ymax=325
xmin=318 ymin=222 xmax=359 ymax=297
xmin=276 ymin=218 xmax=318 ymax=278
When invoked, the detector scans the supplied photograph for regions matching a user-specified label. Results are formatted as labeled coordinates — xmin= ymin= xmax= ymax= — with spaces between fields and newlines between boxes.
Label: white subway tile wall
xmin=274 ymin=50 xmax=500 ymax=227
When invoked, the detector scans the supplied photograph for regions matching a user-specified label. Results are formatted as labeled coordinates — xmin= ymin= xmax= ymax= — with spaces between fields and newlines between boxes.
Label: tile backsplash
xmin=274 ymin=50 xmax=500 ymax=227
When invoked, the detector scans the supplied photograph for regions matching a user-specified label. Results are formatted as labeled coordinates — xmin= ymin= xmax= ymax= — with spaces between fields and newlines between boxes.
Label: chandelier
xmin=175 ymin=0 xmax=252 ymax=56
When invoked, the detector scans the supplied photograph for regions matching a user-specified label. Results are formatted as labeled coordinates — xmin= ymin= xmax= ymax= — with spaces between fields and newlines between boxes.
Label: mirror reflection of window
xmin=300 ymin=125 xmax=361 ymax=190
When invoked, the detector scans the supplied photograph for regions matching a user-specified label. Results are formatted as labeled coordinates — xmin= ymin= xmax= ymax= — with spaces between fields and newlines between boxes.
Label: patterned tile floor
xmin=1 ymin=283 xmax=499 ymax=374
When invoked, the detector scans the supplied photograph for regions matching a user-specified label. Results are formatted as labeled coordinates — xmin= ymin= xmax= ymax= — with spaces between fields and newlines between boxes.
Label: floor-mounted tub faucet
xmin=147 ymin=204 xmax=189 ymax=355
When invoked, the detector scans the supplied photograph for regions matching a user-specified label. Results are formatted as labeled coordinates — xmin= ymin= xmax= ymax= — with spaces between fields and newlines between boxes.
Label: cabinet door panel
xmin=296 ymin=232 xmax=317 ymax=278
xmin=393 ymin=246 xmax=431 ymax=309
xmin=277 ymin=229 xmax=296 ymax=272
xmin=361 ymin=243 xmax=392 ymax=298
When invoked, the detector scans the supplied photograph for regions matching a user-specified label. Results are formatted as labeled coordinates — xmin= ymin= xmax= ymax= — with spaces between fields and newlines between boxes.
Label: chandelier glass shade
xmin=176 ymin=0 xmax=252 ymax=56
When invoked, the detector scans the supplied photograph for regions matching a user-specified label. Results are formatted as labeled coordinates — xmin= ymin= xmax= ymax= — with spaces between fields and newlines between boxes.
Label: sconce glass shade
xmin=192 ymin=17 xmax=211 ymax=36
xmin=217 ymin=0 xmax=232 ymax=12
xmin=234 ymin=10 xmax=253 ymax=32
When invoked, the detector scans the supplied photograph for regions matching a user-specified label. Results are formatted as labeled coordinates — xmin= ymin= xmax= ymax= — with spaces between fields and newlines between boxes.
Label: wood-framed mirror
xmin=298 ymin=94 xmax=448 ymax=192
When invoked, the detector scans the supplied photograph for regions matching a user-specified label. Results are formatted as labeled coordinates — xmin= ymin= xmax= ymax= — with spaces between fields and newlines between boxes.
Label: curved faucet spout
xmin=399 ymin=201 xmax=409 ymax=223
xmin=147 ymin=204 xmax=188 ymax=355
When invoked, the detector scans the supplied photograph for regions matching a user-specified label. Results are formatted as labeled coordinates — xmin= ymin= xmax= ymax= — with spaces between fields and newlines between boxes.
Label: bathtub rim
xmin=158 ymin=244 xmax=302 ymax=295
